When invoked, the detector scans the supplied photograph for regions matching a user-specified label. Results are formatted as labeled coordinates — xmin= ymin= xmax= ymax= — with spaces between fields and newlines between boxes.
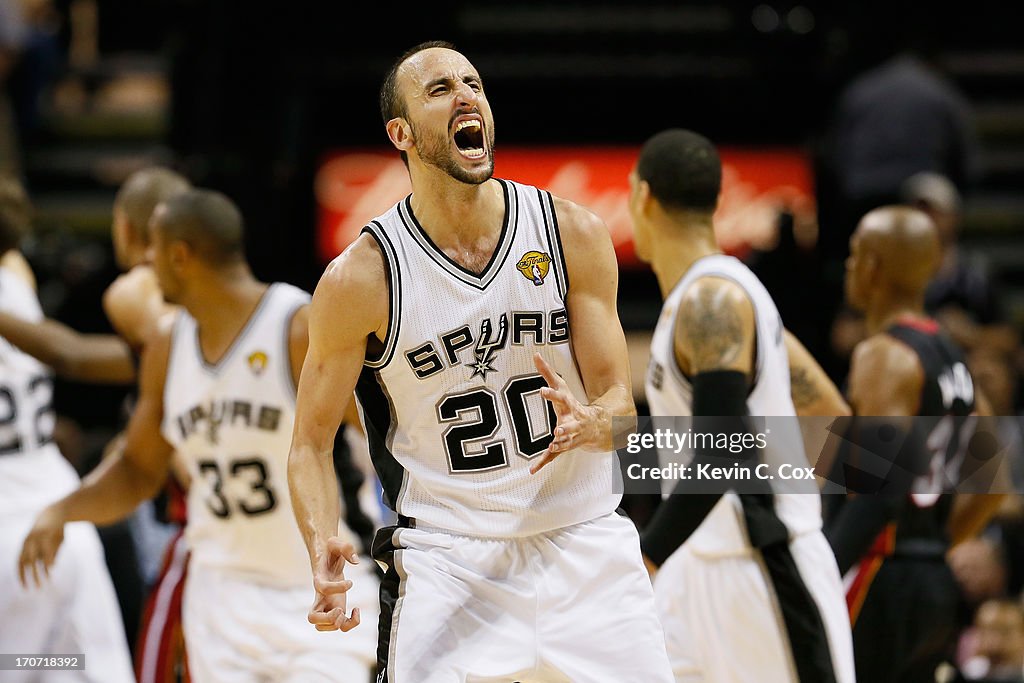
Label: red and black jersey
xmin=882 ymin=315 xmax=976 ymax=550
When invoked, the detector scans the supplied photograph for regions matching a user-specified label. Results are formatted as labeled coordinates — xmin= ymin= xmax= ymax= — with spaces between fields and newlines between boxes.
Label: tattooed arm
xmin=642 ymin=277 xmax=757 ymax=569
xmin=673 ymin=276 xmax=756 ymax=379
xmin=785 ymin=329 xmax=851 ymax=417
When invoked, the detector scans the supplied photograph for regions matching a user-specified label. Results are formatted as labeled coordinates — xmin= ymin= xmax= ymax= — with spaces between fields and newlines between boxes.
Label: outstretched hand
xmin=530 ymin=353 xmax=603 ymax=474
xmin=307 ymin=537 xmax=362 ymax=633
xmin=18 ymin=505 xmax=66 ymax=589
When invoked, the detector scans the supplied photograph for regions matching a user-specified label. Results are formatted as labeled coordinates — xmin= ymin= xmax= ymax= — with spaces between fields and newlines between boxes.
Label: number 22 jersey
xmin=356 ymin=179 xmax=619 ymax=538
xmin=0 ymin=266 xmax=69 ymax=516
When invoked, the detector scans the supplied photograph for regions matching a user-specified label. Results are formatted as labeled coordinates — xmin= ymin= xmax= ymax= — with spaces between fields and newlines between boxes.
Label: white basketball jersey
xmin=645 ymin=254 xmax=821 ymax=557
xmin=0 ymin=266 xmax=76 ymax=516
xmin=357 ymin=179 xmax=619 ymax=537
xmin=161 ymin=282 xmax=315 ymax=586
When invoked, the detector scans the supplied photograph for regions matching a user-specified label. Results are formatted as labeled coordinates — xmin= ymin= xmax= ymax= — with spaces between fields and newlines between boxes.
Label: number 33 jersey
xmin=356 ymin=179 xmax=619 ymax=538
xmin=161 ymin=282 xmax=313 ymax=587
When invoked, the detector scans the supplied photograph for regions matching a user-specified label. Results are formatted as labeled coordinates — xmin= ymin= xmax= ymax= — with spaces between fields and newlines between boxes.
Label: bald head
xmin=151 ymin=189 xmax=245 ymax=266
xmin=854 ymin=205 xmax=940 ymax=295
xmin=115 ymin=167 xmax=191 ymax=239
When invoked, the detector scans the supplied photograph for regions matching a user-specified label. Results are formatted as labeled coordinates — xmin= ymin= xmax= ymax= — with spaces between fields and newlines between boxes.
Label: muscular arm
xmin=529 ymin=199 xmax=635 ymax=471
xmin=19 ymin=325 xmax=175 ymax=585
xmin=641 ymin=277 xmax=757 ymax=567
xmin=0 ymin=251 xmax=135 ymax=383
xmin=846 ymin=336 xmax=922 ymax=417
xmin=0 ymin=312 xmax=136 ymax=383
xmin=785 ymin=329 xmax=852 ymax=480
xmin=785 ymin=329 xmax=851 ymax=417
xmin=51 ymin=327 xmax=174 ymax=523
xmin=824 ymin=335 xmax=923 ymax=574
xmin=288 ymin=234 xmax=388 ymax=572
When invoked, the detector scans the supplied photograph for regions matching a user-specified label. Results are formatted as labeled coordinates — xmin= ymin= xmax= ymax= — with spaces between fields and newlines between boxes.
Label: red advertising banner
xmin=315 ymin=146 xmax=815 ymax=267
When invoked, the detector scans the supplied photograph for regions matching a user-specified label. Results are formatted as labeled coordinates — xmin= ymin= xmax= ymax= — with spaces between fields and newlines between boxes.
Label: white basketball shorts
xmin=0 ymin=513 xmax=135 ymax=683
xmin=653 ymin=529 xmax=856 ymax=683
xmin=182 ymin=558 xmax=380 ymax=683
xmin=373 ymin=510 xmax=674 ymax=683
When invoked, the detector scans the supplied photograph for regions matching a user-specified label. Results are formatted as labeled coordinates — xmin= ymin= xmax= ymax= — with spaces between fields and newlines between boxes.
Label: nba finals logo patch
xmin=247 ymin=351 xmax=268 ymax=375
xmin=516 ymin=251 xmax=552 ymax=286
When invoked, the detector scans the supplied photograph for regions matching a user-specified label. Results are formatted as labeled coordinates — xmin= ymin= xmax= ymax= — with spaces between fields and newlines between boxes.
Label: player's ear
xmin=386 ymin=117 xmax=414 ymax=153
xmin=863 ymin=250 xmax=880 ymax=280
xmin=631 ymin=176 xmax=653 ymax=215
xmin=169 ymin=240 xmax=190 ymax=270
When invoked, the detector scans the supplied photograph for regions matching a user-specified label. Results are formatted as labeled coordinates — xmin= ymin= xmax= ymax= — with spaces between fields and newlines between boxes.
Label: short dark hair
xmin=0 ymin=175 xmax=31 ymax=255
xmin=636 ymin=129 xmax=721 ymax=212
xmin=379 ymin=40 xmax=457 ymax=125
xmin=114 ymin=166 xmax=191 ymax=243
xmin=154 ymin=189 xmax=245 ymax=265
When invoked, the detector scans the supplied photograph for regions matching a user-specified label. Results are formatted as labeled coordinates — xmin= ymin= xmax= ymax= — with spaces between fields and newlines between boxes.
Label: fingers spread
xmin=539 ymin=386 xmax=568 ymax=408
xmin=529 ymin=450 xmax=558 ymax=475
xmin=533 ymin=353 xmax=564 ymax=390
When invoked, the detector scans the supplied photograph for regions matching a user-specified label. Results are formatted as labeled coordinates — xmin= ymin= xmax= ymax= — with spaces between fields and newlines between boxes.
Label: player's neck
xmin=866 ymin=295 xmax=928 ymax=335
xmin=651 ymin=224 xmax=720 ymax=299
xmin=409 ymin=176 xmax=503 ymax=245
xmin=185 ymin=268 xmax=266 ymax=337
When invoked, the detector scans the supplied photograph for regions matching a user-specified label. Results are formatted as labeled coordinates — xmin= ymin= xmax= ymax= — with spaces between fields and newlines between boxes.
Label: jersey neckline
xmin=193 ymin=283 xmax=277 ymax=374
xmin=396 ymin=178 xmax=518 ymax=291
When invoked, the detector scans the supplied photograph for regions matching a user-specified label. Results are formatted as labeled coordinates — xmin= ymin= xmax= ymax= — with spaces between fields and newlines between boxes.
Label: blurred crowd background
xmin=4 ymin=0 xmax=1024 ymax=678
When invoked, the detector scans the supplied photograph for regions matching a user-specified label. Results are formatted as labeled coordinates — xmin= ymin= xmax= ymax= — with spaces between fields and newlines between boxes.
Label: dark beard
xmin=412 ymin=120 xmax=495 ymax=185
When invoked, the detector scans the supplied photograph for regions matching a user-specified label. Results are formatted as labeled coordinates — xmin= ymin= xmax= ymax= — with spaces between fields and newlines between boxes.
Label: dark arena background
xmin=3 ymin=0 xmax=1024 ymax=681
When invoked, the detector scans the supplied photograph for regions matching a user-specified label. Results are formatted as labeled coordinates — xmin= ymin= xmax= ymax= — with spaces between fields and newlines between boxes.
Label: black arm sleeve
xmin=822 ymin=417 xmax=928 ymax=574
xmin=640 ymin=370 xmax=754 ymax=567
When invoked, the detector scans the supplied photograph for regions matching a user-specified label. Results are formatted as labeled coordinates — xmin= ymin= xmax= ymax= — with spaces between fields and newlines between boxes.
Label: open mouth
xmin=453 ymin=119 xmax=486 ymax=159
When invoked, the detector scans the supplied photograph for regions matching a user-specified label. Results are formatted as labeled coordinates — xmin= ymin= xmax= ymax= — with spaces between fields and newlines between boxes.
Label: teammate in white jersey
xmin=287 ymin=41 xmax=673 ymax=682
xmin=0 ymin=167 xmax=193 ymax=683
xmin=0 ymin=175 xmax=135 ymax=683
xmin=18 ymin=189 xmax=378 ymax=682
xmin=627 ymin=129 xmax=856 ymax=682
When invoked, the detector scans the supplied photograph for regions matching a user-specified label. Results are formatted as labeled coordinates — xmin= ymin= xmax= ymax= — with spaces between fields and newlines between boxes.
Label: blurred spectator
xmin=823 ymin=49 xmax=981 ymax=259
xmin=959 ymin=346 xmax=1024 ymax=600
xmin=0 ymin=0 xmax=27 ymax=174
xmin=815 ymin=47 xmax=982 ymax=384
xmin=959 ymin=599 xmax=1024 ymax=682
xmin=949 ymin=536 xmax=1010 ymax=614
xmin=901 ymin=172 xmax=1021 ymax=361
xmin=969 ymin=348 xmax=1024 ymax=477
xmin=2 ymin=0 xmax=62 ymax=178
xmin=4 ymin=0 xmax=62 ymax=152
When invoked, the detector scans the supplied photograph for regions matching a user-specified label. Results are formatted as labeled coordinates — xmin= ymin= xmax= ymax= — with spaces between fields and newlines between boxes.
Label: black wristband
xmin=641 ymin=369 xmax=752 ymax=567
